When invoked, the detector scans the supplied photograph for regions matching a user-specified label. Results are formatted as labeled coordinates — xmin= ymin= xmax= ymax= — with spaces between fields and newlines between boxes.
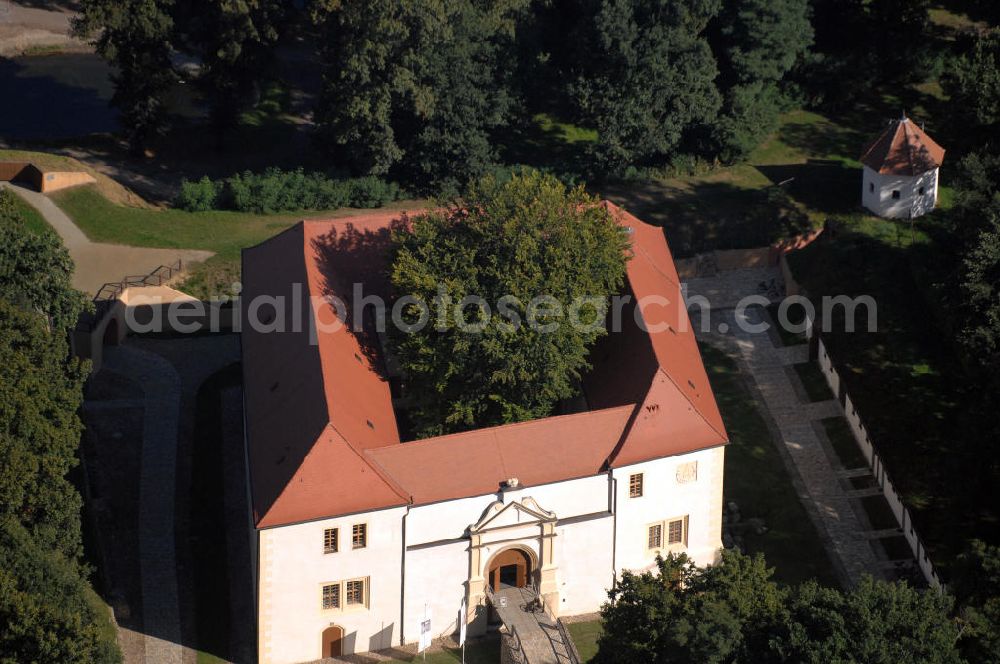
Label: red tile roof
xmin=241 ymin=202 xmax=727 ymax=528
xmin=861 ymin=117 xmax=945 ymax=176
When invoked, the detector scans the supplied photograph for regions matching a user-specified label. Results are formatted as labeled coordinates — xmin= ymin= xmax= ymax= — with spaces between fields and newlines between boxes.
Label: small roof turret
xmin=861 ymin=116 xmax=945 ymax=177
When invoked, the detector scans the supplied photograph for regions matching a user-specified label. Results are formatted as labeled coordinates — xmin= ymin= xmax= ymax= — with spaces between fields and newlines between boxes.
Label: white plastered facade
xmin=256 ymin=445 xmax=725 ymax=664
xmin=861 ymin=165 xmax=939 ymax=219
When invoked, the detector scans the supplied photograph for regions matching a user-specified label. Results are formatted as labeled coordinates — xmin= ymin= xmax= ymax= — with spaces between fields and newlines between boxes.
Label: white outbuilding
xmin=860 ymin=115 xmax=945 ymax=219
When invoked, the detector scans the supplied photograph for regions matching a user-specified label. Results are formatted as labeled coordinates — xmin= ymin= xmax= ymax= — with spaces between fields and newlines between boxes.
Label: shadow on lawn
xmin=604 ymin=178 xmax=813 ymax=258
xmin=757 ymin=159 xmax=860 ymax=214
xmin=788 ymin=226 xmax=1000 ymax=575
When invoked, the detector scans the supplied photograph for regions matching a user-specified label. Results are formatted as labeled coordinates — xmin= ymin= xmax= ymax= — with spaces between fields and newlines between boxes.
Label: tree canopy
xmin=572 ymin=0 xmax=723 ymax=171
xmin=387 ymin=170 xmax=628 ymax=436
xmin=0 ymin=518 xmax=121 ymax=664
xmin=0 ymin=201 xmax=118 ymax=662
xmin=595 ymin=551 xmax=968 ymax=664
xmin=0 ymin=190 xmax=88 ymax=332
xmin=314 ymin=0 xmax=528 ymax=192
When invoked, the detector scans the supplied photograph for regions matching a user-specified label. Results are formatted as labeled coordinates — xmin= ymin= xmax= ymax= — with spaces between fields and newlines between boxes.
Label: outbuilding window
xmin=629 ymin=473 xmax=644 ymax=498
xmin=869 ymin=182 xmax=875 ymax=193
xmin=918 ymin=186 xmax=926 ymax=195
xmin=891 ymin=190 xmax=901 ymax=200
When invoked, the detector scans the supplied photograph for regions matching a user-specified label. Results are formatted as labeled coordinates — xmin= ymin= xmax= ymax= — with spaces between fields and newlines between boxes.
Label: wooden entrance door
xmin=322 ymin=625 xmax=344 ymax=658
xmin=488 ymin=548 xmax=532 ymax=592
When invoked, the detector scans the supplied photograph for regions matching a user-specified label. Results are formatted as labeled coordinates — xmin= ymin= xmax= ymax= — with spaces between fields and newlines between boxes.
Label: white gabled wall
xmin=862 ymin=165 xmax=939 ymax=219
xmin=258 ymin=506 xmax=406 ymax=664
xmin=258 ymin=446 xmax=725 ymax=662
xmin=612 ymin=446 xmax=725 ymax=573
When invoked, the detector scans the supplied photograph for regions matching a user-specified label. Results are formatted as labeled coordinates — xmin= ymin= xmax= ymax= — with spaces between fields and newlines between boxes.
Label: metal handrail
xmin=556 ymin=619 xmax=582 ymax=664
xmin=81 ymin=260 xmax=183 ymax=332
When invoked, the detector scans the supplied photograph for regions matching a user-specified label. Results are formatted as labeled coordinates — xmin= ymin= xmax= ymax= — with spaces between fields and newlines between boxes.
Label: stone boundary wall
xmin=75 ymin=286 xmax=238 ymax=372
xmin=808 ymin=321 xmax=942 ymax=588
xmin=676 ymin=227 xmax=825 ymax=280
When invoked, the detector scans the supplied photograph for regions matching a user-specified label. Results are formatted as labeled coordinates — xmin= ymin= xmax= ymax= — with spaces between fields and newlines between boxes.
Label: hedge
xmin=176 ymin=168 xmax=401 ymax=213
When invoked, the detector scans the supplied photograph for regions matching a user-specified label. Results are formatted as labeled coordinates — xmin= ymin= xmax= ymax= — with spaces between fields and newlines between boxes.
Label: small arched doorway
xmin=487 ymin=547 xmax=533 ymax=592
xmin=322 ymin=625 xmax=344 ymax=658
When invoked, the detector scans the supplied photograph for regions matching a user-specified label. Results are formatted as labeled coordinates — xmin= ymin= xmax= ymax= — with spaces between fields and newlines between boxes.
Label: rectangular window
xmin=869 ymin=182 xmax=875 ymax=193
xmin=647 ymin=524 xmax=662 ymax=550
xmin=891 ymin=190 xmax=901 ymax=200
xmin=345 ymin=579 xmax=366 ymax=606
xmin=918 ymin=186 xmax=926 ymax=195
xmin=629 ymin=473 xmax=644 ymax=498
xmin=322 ymin=583 xmax=340 ymax=610
xmin=352 ymin=523 xmax=367 ymax=549
xmin=667 ymin=518 xmax=686 ymax=545
xmin=323 ymin=528 xmax=338 ymax=554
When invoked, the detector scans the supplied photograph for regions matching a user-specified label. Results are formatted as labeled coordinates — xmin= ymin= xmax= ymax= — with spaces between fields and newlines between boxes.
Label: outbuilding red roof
xmin=861 ymin=117 xmax=945 ymax=176
xmin=241 ymin=202 xmax=727 ymax=528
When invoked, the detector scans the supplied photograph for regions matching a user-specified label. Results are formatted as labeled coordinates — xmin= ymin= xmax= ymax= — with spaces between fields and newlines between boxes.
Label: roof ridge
xmin=334 ymin=424 xmax=411 ymax=503
xmin=368 ymin=404 xmax=637 ymax=452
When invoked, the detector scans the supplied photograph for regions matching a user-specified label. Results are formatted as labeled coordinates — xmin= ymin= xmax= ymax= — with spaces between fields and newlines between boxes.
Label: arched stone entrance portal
xmin=321 ymin=625 xmax=344 ymax=658
xmin=487 ymin=547 xmax=533 ymax=592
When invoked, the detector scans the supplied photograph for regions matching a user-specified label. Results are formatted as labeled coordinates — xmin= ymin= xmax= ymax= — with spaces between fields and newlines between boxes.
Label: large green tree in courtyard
xmin=387 ymin=171 xmax=629 ymax=436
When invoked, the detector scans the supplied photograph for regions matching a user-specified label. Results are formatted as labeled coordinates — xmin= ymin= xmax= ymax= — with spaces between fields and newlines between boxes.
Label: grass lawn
xmin=793 ymin=362 xmax=834 ymax=402
xmin=567 ymin=620 xmax=602 ymax=663
xmin=50 ymin=185 xmax=428 ymax=297
xmin=701 ymin=344 xmax=839 ymax=587
xmin=765 ymin=302 xmax=808 ymax=346
xmin=820 ymin=417 xmax=868 ymax=470
xmin=3 ymin=188 xmax=53 ymax=236
xmin=384 ymin=636 xmax=501 ymax=663
xmin=786 ymin=212 xmax=996 ymax=573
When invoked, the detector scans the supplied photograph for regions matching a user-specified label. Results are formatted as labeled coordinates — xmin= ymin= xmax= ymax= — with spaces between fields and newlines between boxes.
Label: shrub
xmin=177 ymin=169 xmax=400 ymax=213
xmin=176 ymin=176 xmax=222 ymax=212
xmin=347 ymin=176 xmax=399 ymax=208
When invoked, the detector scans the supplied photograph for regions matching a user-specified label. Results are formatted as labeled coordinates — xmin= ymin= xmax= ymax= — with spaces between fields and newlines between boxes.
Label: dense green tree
xmin=705 ymin=0 xmax=812 ymax=161
xmin=942 ymin=29 xmax=1000 ymax=147
xmin=0 ymin=518 xmax=121 ymax=664
xmin=0 ymin=299 xmax=88 ymax=559
xmin=387 ymin=171 xmax=628 ymax=436
xmin=573 ymin=0 xmax=722 ymax=171
xmin=174 ymin=0 xmax=285 ymax=137
xmin=951 ymin=540 xmax=1000 ymax=664
xmin=774 ymin=578 xmax=963 ymax=664
xmin=596 ymin=550 xmax=965 ymax=663
xmin=594 ymin=551 xmax=786 ymax=664
xmin=73 ymin=0 xmax=177 ymax=154
xmin=802 ymin=0 xmax=934 ymax=108
xmin=315 ymin=0 xmax=528 ymax=191
xmin=0 ymin=191 xmax=87 ymax=332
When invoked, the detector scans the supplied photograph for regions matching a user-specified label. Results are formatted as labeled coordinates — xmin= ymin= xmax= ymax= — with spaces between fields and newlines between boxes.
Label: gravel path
xmin=686 ymin=267 xmax=883 ymax=587
xmin=1 ymin=181 xmax=212 ymax=294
